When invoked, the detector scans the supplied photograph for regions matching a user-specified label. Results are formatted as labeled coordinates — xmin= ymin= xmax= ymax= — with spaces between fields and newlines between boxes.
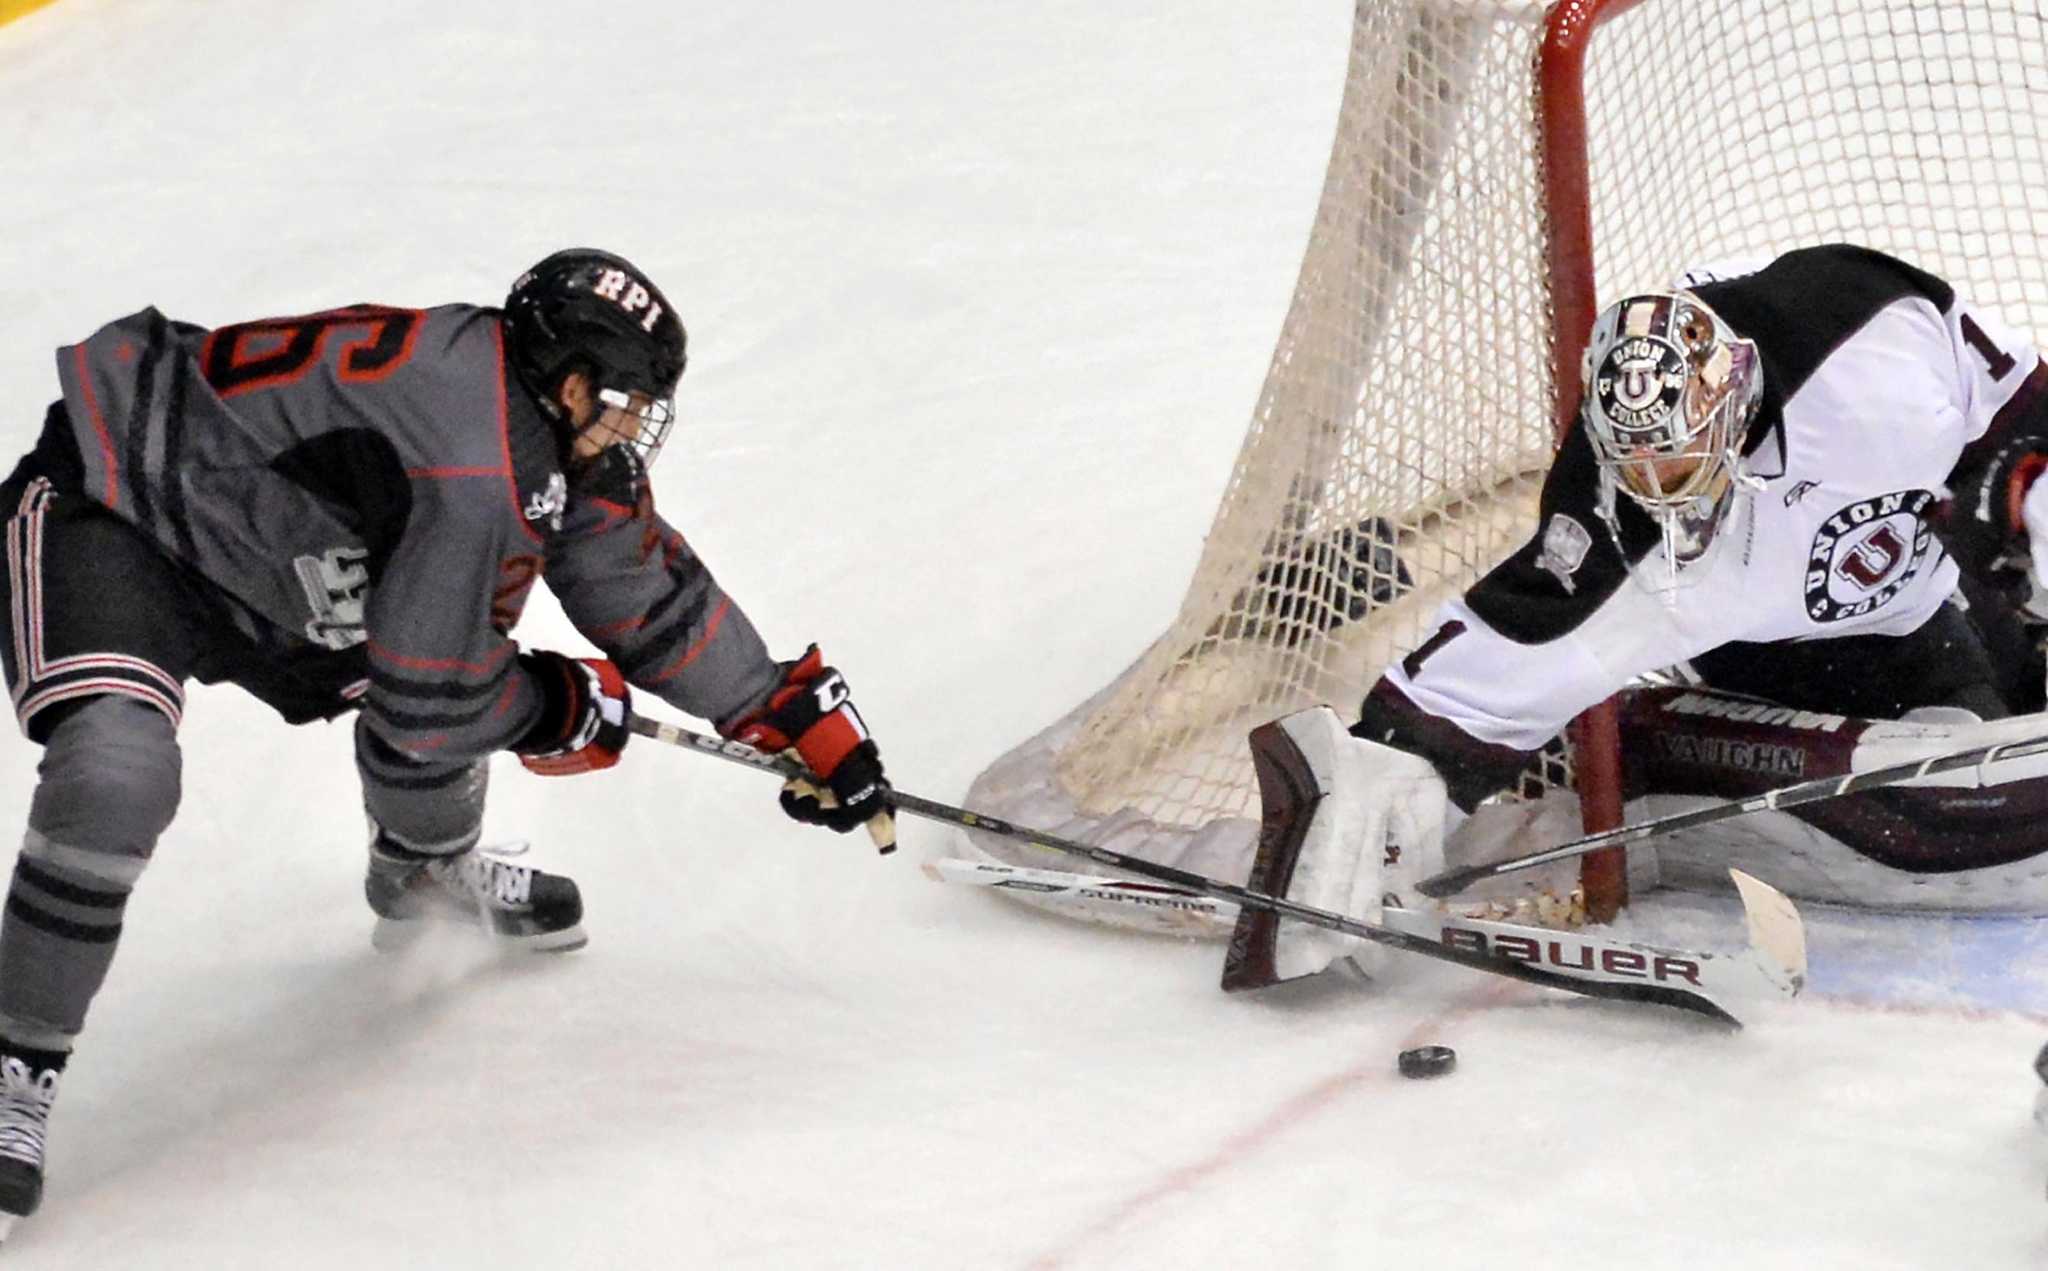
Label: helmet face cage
xmin=1581 ymin=292 xmax=1762 ymax=581
xmin=593 ymin=387 xmax=675 ymax=469
xmin=506 ymin=249 xmax=688 ymax=466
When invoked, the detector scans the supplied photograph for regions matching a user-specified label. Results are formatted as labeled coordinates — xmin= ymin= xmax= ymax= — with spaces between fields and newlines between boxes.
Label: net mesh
xmin=962 ymin=0 xmax=2048 ymax=915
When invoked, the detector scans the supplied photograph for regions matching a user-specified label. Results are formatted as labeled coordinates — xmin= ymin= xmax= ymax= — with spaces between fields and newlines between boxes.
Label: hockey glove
xmin=515 ymin=652 xmax=632 ymax=776
xmin=729 ymin=646 xmax=897 ymax=853
xmin=1940 ymin=438 xmax=2048 ymax=614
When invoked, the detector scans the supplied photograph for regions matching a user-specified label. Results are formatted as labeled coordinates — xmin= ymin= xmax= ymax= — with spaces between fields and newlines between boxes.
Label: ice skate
xmin=365 ymin=838 xmax=586 ymax=953
xmin=0 ymin=1042 xmax=65 ymax=1238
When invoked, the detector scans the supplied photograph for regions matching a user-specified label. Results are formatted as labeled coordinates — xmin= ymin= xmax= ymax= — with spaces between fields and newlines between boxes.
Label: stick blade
xmin=1729 ymin=868 xmax=1807 ymax=996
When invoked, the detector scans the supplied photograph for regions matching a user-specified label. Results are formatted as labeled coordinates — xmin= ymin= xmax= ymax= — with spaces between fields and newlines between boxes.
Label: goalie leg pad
xmin=1223 ymin=707 xmax=1446 ymax=991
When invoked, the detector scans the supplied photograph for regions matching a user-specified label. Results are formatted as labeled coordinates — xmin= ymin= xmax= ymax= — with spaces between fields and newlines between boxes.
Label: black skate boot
xmin=365 ymin=836 xmax=586 ymax=953
xmin=0 ymin=1040 xmax=66 ymax=1238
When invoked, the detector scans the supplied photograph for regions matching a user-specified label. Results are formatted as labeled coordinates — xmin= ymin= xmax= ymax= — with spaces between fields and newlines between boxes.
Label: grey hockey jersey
xmin=53 ymin=302 xmax=780 ymax=761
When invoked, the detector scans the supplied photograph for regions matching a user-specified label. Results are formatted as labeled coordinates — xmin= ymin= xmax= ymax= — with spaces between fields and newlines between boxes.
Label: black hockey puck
xmin=1398 ymin=1045 xmax=1456 ymax=1079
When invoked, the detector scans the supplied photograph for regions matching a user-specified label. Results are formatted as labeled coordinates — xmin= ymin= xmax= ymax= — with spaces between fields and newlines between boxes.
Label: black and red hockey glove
xmin=729 ymin=646 xmax=896 ymax=853
xmin=515 ymin=652 xmax=632 ymax=776
xmin=1941 ymin=436 xmax=2048 ymax=617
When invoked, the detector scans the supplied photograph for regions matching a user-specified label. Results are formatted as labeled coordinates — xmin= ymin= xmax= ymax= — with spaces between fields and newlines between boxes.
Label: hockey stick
xmin=926 ymin=857 xmax=1804 ymax=1022
xmin=924 ymin=858 xmax=1238 ymax=937
xmin=627 ymin=713 xmax=1784 ymax=1026
xmin=1414 ymin=730 xmax=2048 ymax=899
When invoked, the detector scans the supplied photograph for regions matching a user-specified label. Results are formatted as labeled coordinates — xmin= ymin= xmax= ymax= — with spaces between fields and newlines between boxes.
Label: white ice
xmin=0 ymin=3 xmax=2043 ymax=1267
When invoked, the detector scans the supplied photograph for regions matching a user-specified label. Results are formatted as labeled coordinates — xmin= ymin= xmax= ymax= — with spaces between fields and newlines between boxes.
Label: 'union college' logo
xmin=1594 ymin=336 xmax=1688 ymax=435
xmin=1803 ymin=489 xmax=1936 ymax=623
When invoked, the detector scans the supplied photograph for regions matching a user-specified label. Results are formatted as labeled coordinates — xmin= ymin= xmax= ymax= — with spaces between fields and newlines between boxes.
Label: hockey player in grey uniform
xmin=0 ymin=249 xmax=894 ymax=1232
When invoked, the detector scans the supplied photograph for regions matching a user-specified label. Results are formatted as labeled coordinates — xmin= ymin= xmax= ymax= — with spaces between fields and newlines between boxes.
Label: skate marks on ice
xmin=9 ymin=925 xmax=582 ymax=1254
xmin=1012 ymin=978 xmax=1522 ymax=1271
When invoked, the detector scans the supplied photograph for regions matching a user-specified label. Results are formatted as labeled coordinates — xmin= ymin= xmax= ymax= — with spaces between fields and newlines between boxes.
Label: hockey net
xmin=961 ymin=0 xmax=2048 ymax=926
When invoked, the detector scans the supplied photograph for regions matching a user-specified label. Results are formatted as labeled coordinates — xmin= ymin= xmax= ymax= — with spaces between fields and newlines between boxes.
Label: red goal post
xmin=1539 ymin=0 xmax=1640 ymax=919
xmin=962 ymin=0 xmax=2048 ymax=927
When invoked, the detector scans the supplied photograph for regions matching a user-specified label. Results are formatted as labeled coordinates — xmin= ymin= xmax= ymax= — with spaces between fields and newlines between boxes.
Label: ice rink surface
xmin=1 ymin=2 xmax=2045 ymax=1266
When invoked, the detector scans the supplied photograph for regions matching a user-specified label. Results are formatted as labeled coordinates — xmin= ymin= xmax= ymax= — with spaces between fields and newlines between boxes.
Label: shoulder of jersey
xmin=1691 ymin=245 xmax=1954 ymax=417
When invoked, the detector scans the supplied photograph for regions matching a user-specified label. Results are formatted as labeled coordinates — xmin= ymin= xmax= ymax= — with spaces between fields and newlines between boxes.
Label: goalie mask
xmin=1581 ymin=291 xmax=1763 ymax=590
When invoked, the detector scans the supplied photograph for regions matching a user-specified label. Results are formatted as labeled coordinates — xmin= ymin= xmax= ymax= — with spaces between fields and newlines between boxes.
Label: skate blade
xmin=371 ymin=919 xmax=587 ymax=955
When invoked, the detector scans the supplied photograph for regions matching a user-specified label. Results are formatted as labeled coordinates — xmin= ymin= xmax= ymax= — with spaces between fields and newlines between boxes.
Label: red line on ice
xmin=1020 ymin=981 xmax=1519 ymax=1270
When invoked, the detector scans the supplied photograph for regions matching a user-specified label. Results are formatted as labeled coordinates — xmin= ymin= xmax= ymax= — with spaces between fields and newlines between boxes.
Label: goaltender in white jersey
xmin=1251 ymin=244 xmax=2048 ymax=981
xmin=1368 ymin=244 xmax=2046 ymax=786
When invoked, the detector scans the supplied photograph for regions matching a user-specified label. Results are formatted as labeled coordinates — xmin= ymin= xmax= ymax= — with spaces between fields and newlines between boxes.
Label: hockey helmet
xmin=506 ymin=248 xmax=688 ymax=465
xmin=1581 ymin=291 xmax=1763 ymax=577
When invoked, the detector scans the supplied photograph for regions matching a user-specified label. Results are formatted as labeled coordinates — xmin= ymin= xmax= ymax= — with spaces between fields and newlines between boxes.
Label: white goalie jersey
xmin=1367 ymin=245 xmax=2048 ymax=788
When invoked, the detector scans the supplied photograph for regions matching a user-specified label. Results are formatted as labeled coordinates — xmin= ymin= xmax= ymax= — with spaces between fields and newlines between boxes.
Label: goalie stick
xmin=1413 ymin=729 xmax=2048 ymax=900
xmin=924 ymin=858 xmax=1805 ymax=1024
xmin=627 ymin=713 xmax=1800 ymax=1026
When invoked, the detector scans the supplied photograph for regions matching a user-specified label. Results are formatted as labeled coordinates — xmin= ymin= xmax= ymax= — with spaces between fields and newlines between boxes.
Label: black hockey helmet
xmin=505 ymin=248 xmax=688 ymax=463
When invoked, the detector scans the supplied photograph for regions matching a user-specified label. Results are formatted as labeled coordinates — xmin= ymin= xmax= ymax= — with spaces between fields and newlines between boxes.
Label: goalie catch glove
xmin=515 ymin=652 xmax=632 ymax=776
xmin=1941 ymin=437 xmax=2048 ymax=621
xmin=729 ymin=645 xmax=896 ymax=854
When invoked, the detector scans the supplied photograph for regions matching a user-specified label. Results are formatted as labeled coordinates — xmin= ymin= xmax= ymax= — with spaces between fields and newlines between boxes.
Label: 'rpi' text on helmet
xmin=592 ymin=269 xmax=666 ymax=333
